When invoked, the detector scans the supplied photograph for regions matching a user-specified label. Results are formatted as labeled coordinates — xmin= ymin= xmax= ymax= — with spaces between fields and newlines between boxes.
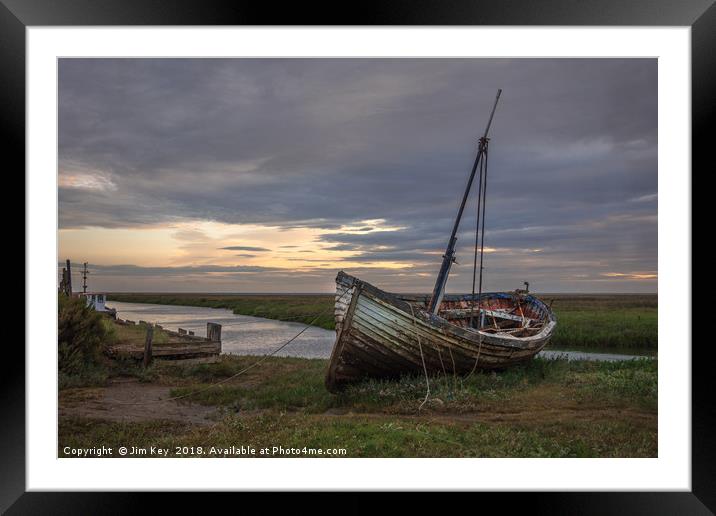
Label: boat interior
xmin=398 ymin=292 xmax=551 ymax=338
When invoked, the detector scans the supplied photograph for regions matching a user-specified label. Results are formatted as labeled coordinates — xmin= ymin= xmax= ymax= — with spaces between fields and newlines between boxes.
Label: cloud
xmin=59 ymin=172 xmax=117 ymax=192
xmin=58 ymin=58 xmax=657 ymax=292
xmin=219 ymin=246 xmax=270 ymax=252
xmin=602 ymin=272 xmax=658 ymax=280
xmin=629 ymin=193 xmax=658 ymax=203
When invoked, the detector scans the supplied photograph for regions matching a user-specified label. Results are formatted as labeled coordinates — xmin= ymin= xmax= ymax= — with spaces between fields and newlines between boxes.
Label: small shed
xmin=79 ymin=292 xmax=116 ymax=317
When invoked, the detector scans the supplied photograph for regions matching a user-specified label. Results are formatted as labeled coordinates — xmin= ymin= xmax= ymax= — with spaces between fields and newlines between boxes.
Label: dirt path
xmin=59 ymin=378 xmax=218 ymax=425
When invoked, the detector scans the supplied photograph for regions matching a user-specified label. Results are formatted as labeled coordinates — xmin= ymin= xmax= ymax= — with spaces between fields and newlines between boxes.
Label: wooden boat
xmin=325 ymin=271 xmax=556 ymax=391
xmin=325 ymin=90 xmax=557 ymax=391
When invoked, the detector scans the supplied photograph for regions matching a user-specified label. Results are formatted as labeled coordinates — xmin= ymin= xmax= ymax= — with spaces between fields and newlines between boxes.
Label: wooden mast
xmin=427 ymin=89 xmax=501 ymax=314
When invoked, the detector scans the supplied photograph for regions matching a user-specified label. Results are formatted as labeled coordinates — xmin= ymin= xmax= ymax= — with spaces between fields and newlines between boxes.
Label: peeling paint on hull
xmin=326 ymin=271 xmax=557 ymax=392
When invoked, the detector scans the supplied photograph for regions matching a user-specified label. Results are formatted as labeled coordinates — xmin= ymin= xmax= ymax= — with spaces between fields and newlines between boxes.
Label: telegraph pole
xmin=82 ymin=262 xmax=89 ymax=293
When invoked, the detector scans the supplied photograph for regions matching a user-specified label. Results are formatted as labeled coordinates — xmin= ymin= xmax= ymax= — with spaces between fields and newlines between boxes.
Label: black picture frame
xmin=5 ymin=0 xmax=709 ymax=512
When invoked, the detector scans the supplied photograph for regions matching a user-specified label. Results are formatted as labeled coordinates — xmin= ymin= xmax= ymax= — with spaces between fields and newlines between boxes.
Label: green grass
xmin=547 ymin=294 xmax=657 ymax=350
xmin=58 ymin=355 xmax=657 ymax=458
xmin=102 ymin=318 xmax=172 ymax=345
xmin=163 ymin=354 xmax=657 ymax=414
xmin=109 ymin=292 xmax=657 ymax=350
xmin=58 ymin=364 xmax=109 ymax=390
xmin=58 ymin=414 xmax=655 ymax=458
xmin=550 ymin=309 xmax=657 ymax=350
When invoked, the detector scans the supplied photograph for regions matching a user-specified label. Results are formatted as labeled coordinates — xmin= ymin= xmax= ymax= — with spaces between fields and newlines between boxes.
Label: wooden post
xmin=207 ymin=322 xmax=222 ymax=342
xmin=65 ymin=259 xmax=73 ymax=295
xmin=143 ymin=325 xmax=154 ymax=368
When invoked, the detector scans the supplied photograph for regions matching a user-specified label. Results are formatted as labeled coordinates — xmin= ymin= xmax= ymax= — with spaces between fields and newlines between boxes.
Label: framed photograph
xmin=8 ymin=0 xmax=709 ymax=510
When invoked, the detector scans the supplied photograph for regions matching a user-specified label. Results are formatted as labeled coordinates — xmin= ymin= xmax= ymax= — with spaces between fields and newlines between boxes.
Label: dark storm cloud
xmin=59 ymin=58 xmax=657 ymax=292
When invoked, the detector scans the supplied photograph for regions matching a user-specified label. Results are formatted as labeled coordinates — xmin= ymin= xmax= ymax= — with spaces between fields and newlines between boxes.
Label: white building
xmin=79 ymin=292 xmax=116 ymax=317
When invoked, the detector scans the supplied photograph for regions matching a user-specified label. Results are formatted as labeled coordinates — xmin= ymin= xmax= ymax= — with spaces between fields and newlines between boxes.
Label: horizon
xmin=58 ymin=58 xmax=657 ymax=294
xmin=61 ymin=265 xmax=658 ymax=297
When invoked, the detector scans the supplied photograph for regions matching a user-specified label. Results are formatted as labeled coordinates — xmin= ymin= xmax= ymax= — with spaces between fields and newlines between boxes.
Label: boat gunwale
xmin=363 ymin=288 xmax=555 ymax=350
xmin=337 ymin=271 xmax=556 ymax=350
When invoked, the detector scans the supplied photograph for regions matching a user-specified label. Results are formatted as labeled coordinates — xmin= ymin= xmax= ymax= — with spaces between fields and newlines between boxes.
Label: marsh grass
xmin=59 ymin=354 xmax=657 ymax=458
xmin=163 ymin=355 xmax=657 ymax=414
xmin=563 ymin=359 xmax=658 ymax=410
xmin=58 ymin=364 xmax=109 ymax=390
xmin=59 ymin=406 xmax=657 ymax=459
xmin=550 ymin=308 xmax=657 ymax=349
xmin=103 ymin=319 xmax=172 ymax=345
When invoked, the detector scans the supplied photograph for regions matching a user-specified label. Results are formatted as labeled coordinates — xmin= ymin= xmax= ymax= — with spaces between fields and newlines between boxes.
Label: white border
xmin=27 ymin=27 xmax=690 ymax=491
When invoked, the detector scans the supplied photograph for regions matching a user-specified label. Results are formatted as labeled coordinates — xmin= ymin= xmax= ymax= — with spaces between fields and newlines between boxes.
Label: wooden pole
xmin=65 ymin=259 xmax=73 ymax=295
xmin=207 ymin=322 xmax=222 ymax=342
xmin=143 ymin=325 xmax=154 ymax=368
xmin=60 ymin=268 xmax=67 ymax=294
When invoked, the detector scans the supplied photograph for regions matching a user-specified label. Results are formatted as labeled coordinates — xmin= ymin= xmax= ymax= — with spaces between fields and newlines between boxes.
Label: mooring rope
xmin=144 ymin=314 xmax=330 ymax=332
xmin=112 ymin=286 xmax=353 ymax=406
xmin=409 ymin=303 xmax=431 ymax=411
xmin=207 ymin=315 xmax=329 ymax=329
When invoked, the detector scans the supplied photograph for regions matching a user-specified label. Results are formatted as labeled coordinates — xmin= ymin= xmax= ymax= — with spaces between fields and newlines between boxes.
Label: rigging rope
xmin=466 ymin=142 xmax=489 ymax=380
xmin=477 ymin=144 xmax=489 ymax=308
xmin=470 ymin=142 xmax=485 ymax=327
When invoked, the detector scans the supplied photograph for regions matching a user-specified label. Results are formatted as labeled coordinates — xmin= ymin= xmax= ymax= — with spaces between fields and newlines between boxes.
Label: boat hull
xmin=326 ymin=271 xmax=556 ymax=392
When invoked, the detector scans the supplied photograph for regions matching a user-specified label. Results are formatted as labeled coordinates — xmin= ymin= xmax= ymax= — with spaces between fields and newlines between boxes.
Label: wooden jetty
xmin=108 ymin=321 xmax=222 ymax=361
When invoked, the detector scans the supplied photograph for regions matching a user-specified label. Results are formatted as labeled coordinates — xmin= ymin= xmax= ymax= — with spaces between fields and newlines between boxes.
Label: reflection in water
xmin=109 ymin=301 xmax=650 ymax=362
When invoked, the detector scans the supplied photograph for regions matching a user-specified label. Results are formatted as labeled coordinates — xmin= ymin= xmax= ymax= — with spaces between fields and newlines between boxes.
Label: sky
xmin=58 ymin=58 xmax=657 ymax=294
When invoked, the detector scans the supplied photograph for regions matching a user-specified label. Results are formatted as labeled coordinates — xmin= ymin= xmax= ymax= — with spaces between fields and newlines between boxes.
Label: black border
xmin=5 ymin=0 xmax=711 ymax=512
